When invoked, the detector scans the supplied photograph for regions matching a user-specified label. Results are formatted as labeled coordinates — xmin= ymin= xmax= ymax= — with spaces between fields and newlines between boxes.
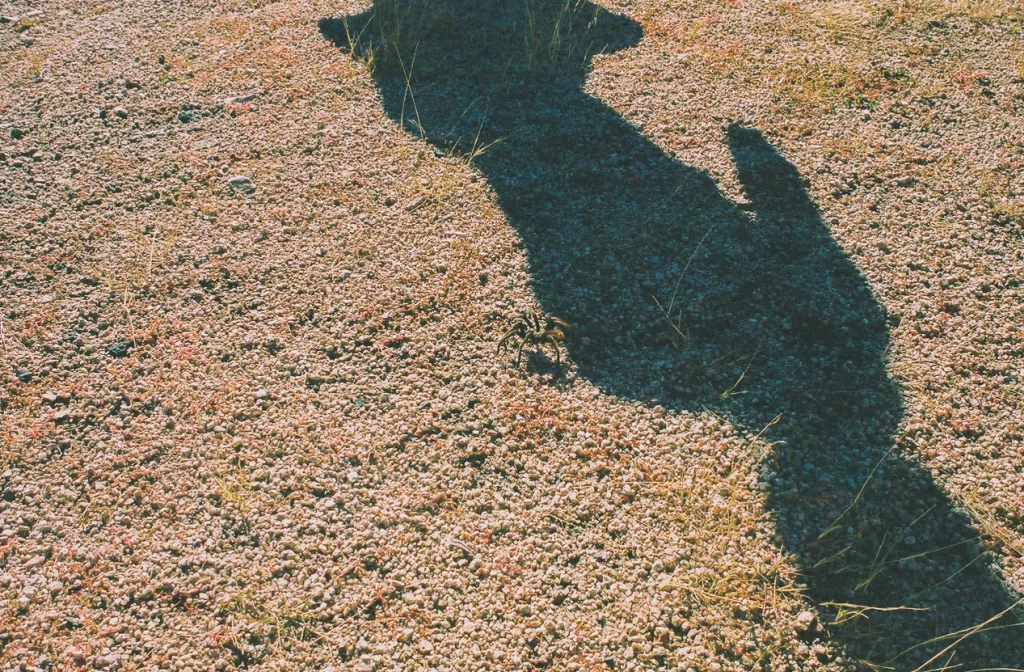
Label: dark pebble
xmin=107 ymin=340 xmax=132 ymax=358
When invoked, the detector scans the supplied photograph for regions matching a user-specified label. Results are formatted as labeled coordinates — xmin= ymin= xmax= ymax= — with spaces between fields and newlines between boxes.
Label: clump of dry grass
xmin=653 ymin=446 xmax=811 ymax=668
xmin=758 ymin=0 xmax=1021 ymax=117
xmin=773 ymin=58 xmax=914 ymax=114
xmin=523 ymin=0 xmax=580 ymax=68
xmin=799 ymin=0 xmax=1024 ymax=31
xmin=342 ymin=0 xmax=595 ymax=76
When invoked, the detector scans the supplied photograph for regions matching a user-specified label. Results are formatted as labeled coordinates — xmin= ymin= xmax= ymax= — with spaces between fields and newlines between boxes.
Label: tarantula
xmin=497 ymin=310 xmax=571 ymax=368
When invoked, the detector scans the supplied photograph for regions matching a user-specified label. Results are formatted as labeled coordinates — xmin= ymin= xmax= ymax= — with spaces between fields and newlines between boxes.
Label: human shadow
xmin=319 ymin=1 xmax=1022 ymax=666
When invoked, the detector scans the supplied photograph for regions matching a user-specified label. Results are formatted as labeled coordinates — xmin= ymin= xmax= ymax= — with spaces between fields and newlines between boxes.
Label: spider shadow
xmin=525 ymin=353 xmax=570 ymax=379
xmin=320 ymin=1 xmax=1023 ymax=666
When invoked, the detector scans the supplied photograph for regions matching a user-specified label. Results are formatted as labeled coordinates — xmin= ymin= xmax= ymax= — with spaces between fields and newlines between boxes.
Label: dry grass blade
xmin=721 ymin=337 xmax=764 ymax=399
xmin=821 ymin=601 xmax=929 ymax=626
xmin=122 ymin=285 xmax=138 ymax=348
xmin=897 ymin=600 xmax=1024 ymax=672
xmin=396 ymin=46 xmax=425 ymax=139
xmin=819 ymin=443 xmax=899 ymax=539
xmin=651 ymin=220 xmax=719 ymax=347
xmin=955 ymin=492 xmax=1024 ymax=558
xmin=0 ymin=313 xmax=36 ymax=361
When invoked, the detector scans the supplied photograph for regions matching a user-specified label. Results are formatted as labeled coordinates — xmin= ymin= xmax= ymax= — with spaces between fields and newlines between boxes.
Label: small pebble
xmin=795 ymin=610 xmax=816 ymax=633
xmin=107 ymin=341 xmax=132 ymax=358
xmin=228 ymin=175 xmax=256 ymax=194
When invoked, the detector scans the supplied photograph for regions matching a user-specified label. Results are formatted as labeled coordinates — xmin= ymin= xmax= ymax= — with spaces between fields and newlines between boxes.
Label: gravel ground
xmin=2 ymin=1 xmax=1023 ymax=671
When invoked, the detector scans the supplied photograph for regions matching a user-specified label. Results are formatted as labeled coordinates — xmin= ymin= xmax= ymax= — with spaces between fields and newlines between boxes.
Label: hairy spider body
xmin=497 ymin=310 xmax=570 ymax=368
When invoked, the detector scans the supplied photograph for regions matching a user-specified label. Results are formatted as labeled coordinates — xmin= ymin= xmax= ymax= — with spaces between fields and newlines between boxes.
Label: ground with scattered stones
xmin=1 ymin=1 xmax=1023 ymax=671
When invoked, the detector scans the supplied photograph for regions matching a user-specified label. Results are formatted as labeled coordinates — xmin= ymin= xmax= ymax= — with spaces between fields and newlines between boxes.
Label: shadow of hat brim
xmin=318 ymin=14 xmax=375 ymax=58
xmin=318 ymin=1 xmax=643 ymax=64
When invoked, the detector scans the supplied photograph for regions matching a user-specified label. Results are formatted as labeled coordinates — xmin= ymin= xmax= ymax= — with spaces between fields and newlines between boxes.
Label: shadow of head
xmin=319 ymin=0 xmax=642 ymax=92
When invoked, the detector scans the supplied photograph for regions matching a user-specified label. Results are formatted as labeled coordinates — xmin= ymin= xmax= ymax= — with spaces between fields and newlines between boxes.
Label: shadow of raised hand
xmin=320 ymin=1 xmax=1023 ymax=666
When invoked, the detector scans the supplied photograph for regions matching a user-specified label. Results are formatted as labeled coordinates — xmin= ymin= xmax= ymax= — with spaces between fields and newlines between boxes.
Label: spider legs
xmin=497 ymin=323 xmax=525 ymax=355
xmin=496 ymin=331 xmax=513 ymax=354
xmin=546 ymin=334 xmax=562 ymax=367
xmin=515 ymin=337 xmax=529 ymax=367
